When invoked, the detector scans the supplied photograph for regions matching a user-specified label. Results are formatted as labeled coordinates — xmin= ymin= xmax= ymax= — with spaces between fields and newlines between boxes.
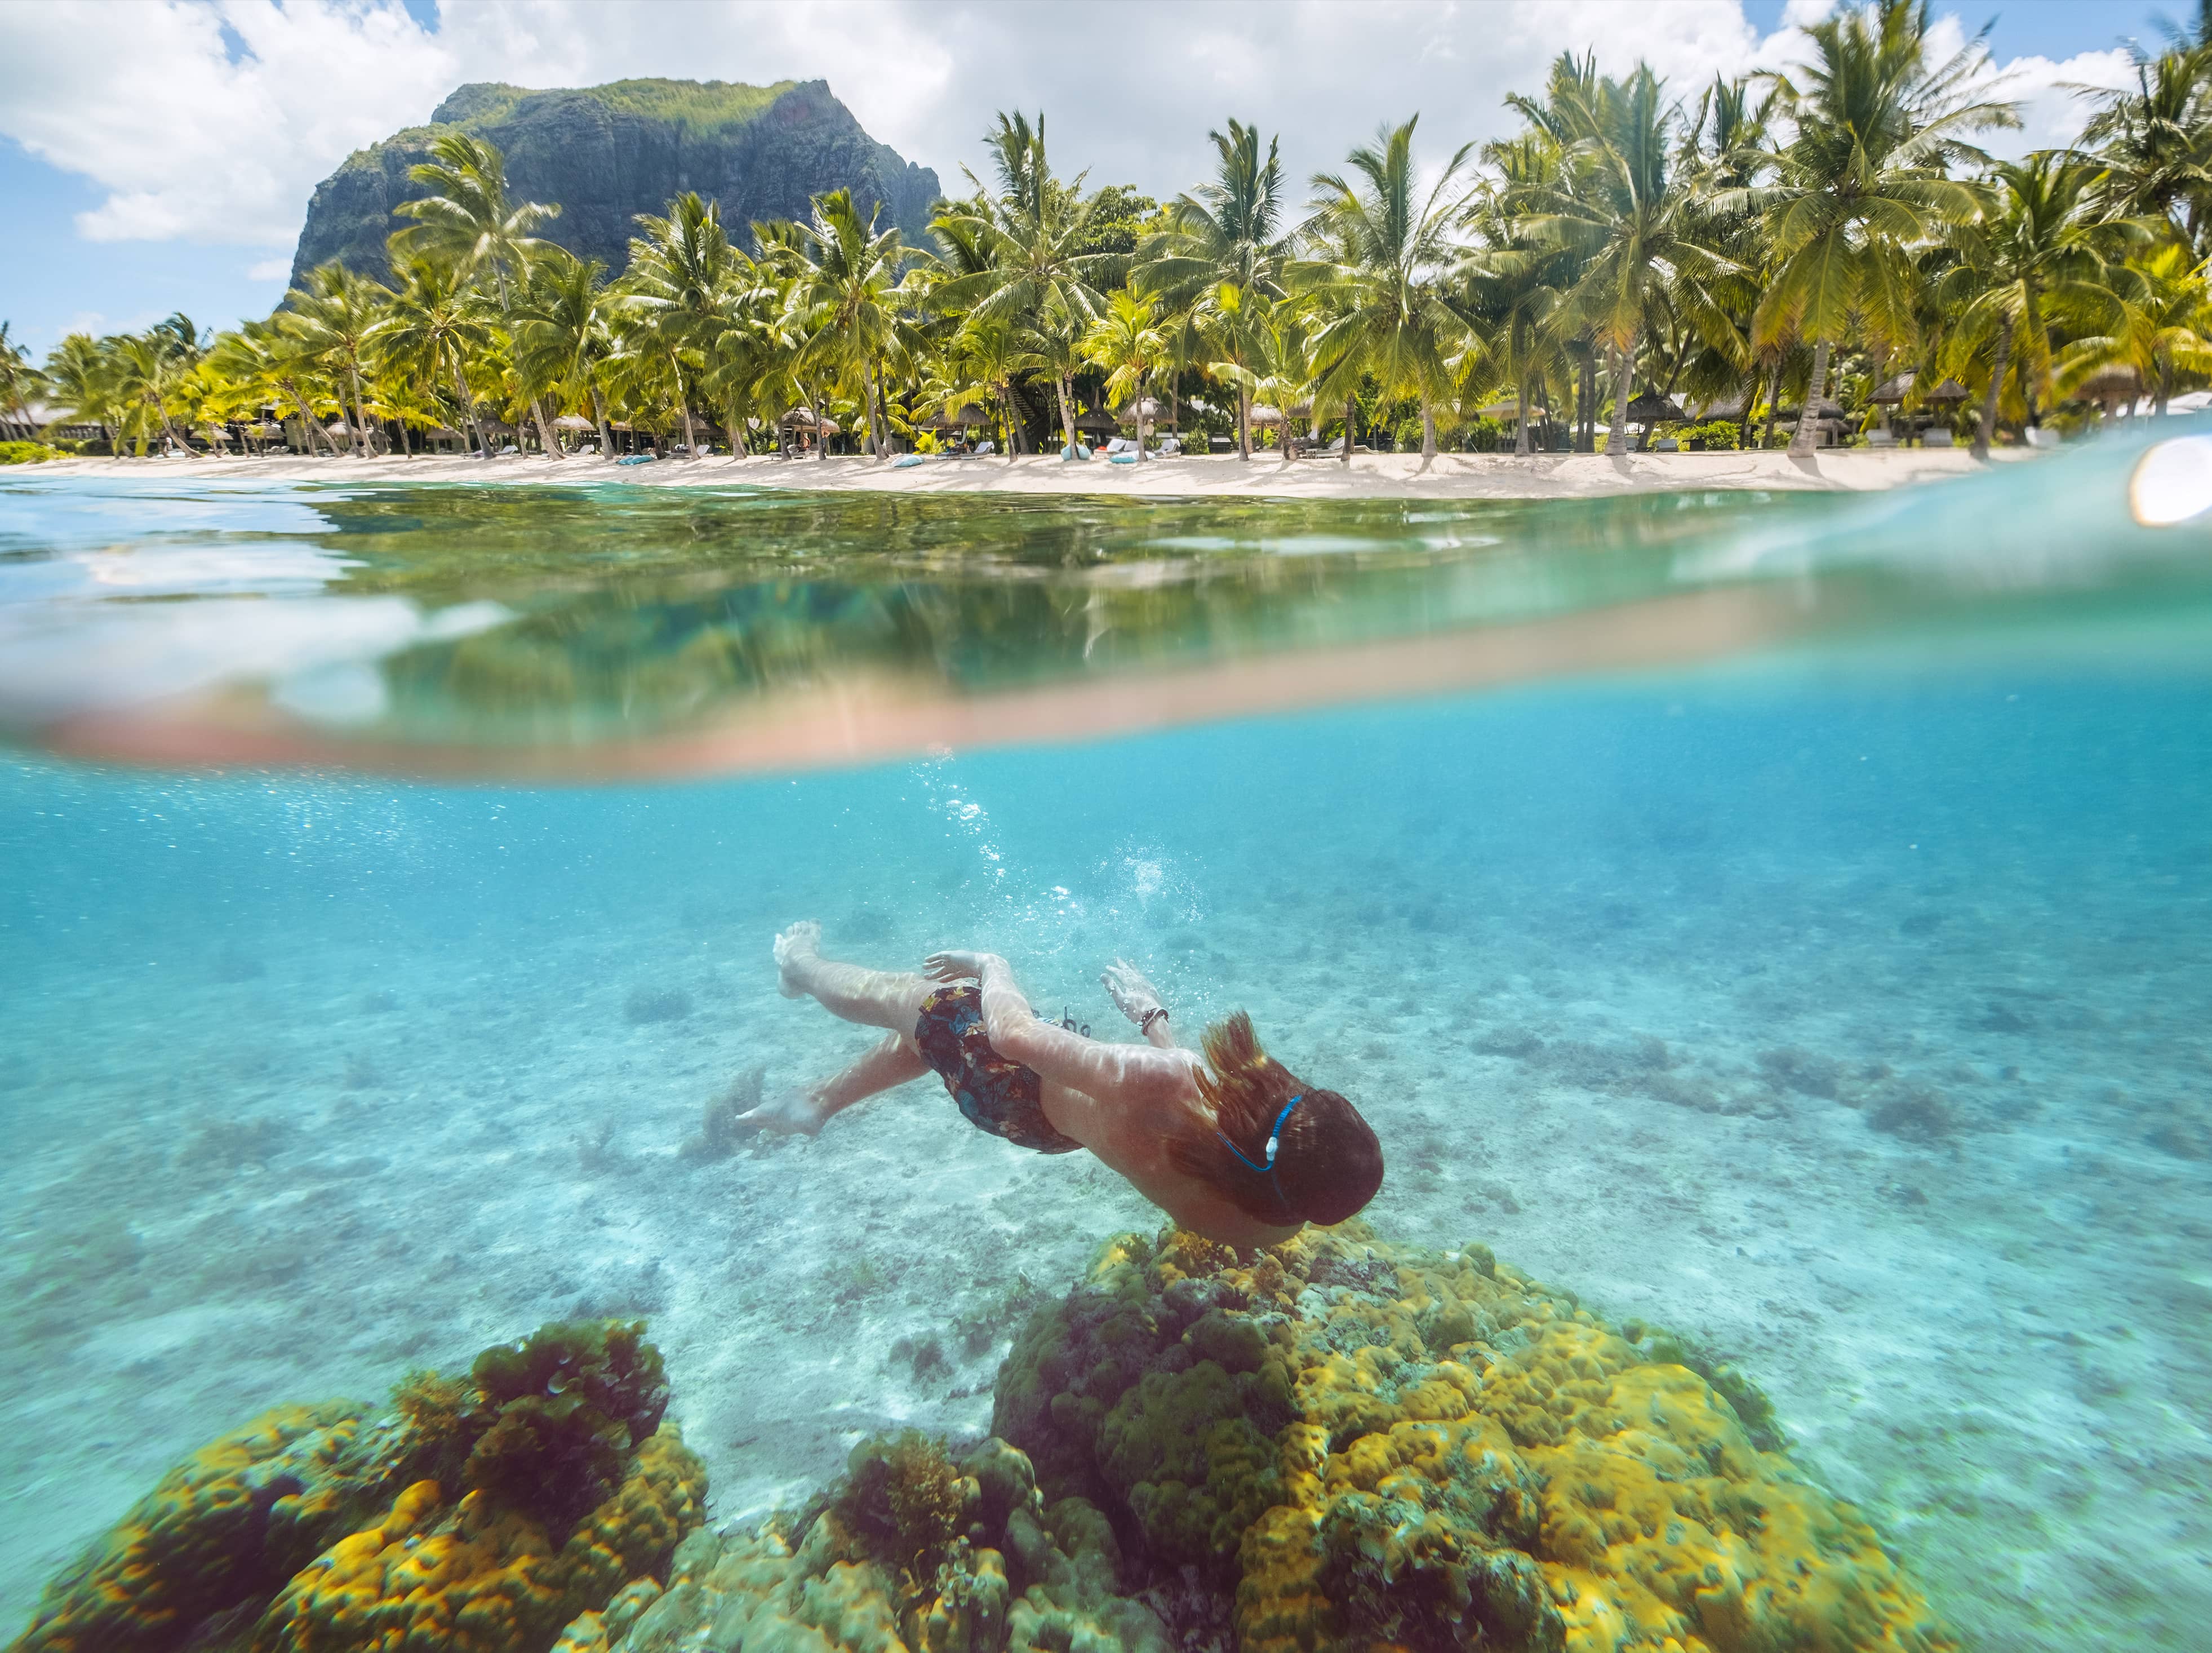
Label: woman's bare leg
xmin=736 ymin=1031 xmax=929 ymax=1137
xmin=738 ymin=921 xmax=938 ymax=1138
xmin=773 ymin=919 xmax=932 ymax=1032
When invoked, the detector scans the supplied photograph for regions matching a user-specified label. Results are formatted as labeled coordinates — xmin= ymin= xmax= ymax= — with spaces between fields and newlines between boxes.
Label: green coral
xmin=582 ymin=1435 xmax=1171 ymax=1653
xmin=837 ymin=1430 xmax=967 ymax=1575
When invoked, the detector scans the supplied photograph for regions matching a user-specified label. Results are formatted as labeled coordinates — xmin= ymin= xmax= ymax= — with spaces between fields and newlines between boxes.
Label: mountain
xmin=287 ymin=77 xmax=940 ymax=286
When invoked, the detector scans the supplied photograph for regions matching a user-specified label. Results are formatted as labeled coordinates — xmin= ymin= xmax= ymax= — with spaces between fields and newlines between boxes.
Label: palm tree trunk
xmin=449 ymin=362 xmax=489 ymax=459
xmin=1972 ymin=318 xmax=2013 ymax=462
xmin=2156 ymin=355 xmax=2173 ymax=417
xmin=1339 ymin=395 xmax=1354 ymax=468
xmin=348 ymin=367 xmax=372 ymax=461
xmin=1514 ymin=384 xmax=1531 ymax=456
xmin=1790 ymin=338 xmax=1831 ymax=458
xmin=1759 ymin=362 xmax=1780 ymax=449
xmin=1133 ymin=375 xmax=1147 ymax=466
xmin=1057 ymin=371 xmax=1077 ymax=454
xmin=673 ymin=357 xmax=699 ymax=458
xmin=396 ymin=418 xmax=411 ymax=458
xmin=1579 ymin=353 xmax=1596 ymax=451
xmin=592 ymin=386 xmax=615 ymax=457
xmin=1606 ymin=338 xmax=1635 ymax=460
xmin=1739 ymin=362 xmax=1763 ymax=451
xmin=1420 ymin=400 xmax=1437 ymax=467
xmin=282 ymin=381 xmax=326 ymax=455
xmin=1238 ymin=386 xmax=1251 ymax=461
xmin=531 ymin=396 xmax=561 ymax=460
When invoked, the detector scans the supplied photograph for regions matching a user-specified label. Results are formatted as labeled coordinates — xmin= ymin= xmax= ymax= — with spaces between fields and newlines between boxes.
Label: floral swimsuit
xmin=913 ymin=983 xmax=1083 ymax=1154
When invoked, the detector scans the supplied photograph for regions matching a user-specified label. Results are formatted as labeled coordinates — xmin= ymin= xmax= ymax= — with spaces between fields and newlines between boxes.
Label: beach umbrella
xmin=1921 ymin=378 xmax=1970 ymax=405
xmin=1478 ymin=400 xmax=1550 ymax=421
xmin=956 ymin=403 xmax=990 ymax=426
xmin=1072 ymin=411 xmax=1117 ymax=435
xmin=1686 ymin=395 xmax=1745 ymax=420
xmin=552 ymin=414 xmax=594 ymax=431
xmin=1286 ymin=399 xmax=1314 ymax=420
xmin=1247 ymin=404 xmax=1283 ymax=427
xmin=1624 ymin=390 xmax=1684 ymax=424
xmin=779 ymin=406 xmax=819 ymax=429
xmin=1870 ymin=373 xmax=1915 ymax=405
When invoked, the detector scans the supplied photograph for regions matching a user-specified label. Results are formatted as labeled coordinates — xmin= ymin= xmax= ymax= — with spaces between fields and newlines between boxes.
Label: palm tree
xmin=1505 ymin=67 xmax=1736 ymax=458
xmin=624 ymin=192 xmax=734 ymax=458
xmin=41 ymin=334 xmax=125 ymax=452
xmin=0 ymin=322 xmax=44 ymax=428
xmin=1081 ymin=290 xmax=1167 ymax=462
xmin=788 ymin=188 xmax=918 ymax=460
xmin=930 ymin=112 xmax=1114 ymax=454
xmin=512 ymin=247 xmax=618 ymax=455
xmin=393 ymin=131 xmax=562 ymax=457
xmin=2078 ymin=26 xmax=2212 ymax=256
xmin=372 ymin=256 xmax=495 ymax=457
xmin=282 ymin=263 xmax=390 ymax=459
xmin=1141 ymin=120 xmax=1294 ymax=457
xmin=108 ymin=327 xmax=199 ymax=455
xmin=1740 ymin=0 xmax=2014 ymax=455
xmin=1937 ymin=154 xmax=2124 ymax=458
xmin=1296 ymin=117 xmax=1474 ymax=467
xmin=2054 ymin=241 xmax=2212 ymax=415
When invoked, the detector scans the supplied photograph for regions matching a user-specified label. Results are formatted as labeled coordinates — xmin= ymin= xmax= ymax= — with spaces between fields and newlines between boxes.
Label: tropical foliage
xmin=14 ymin=1 xmax=2211 ymax=463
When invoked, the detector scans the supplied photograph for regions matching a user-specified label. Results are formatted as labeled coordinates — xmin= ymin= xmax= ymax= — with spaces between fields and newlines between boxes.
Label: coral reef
xmin=10 ymin=1320 xmax=699 ymax=1653
xmin=577 ymin=1433 xmax=1172 ymax=1653
xmin=8 ymin=1402 xmax=387 ymax=1653
xmin=992 ymin=1223 xmax=1955 ymax=1653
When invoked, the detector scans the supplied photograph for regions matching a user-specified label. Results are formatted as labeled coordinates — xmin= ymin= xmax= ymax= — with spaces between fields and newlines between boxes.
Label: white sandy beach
xmin=32 ymin=445 xmax=2018 ymax=499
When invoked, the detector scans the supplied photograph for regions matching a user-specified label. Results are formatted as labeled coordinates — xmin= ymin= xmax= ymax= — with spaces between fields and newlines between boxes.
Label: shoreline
xmin=23 ymin=445 xmax=2020 ymax=499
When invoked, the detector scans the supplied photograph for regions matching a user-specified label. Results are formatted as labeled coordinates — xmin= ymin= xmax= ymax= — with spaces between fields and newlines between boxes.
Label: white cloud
xmin=0 ymin=0 xmax=2136 ymax=259
xmin=246 ymin=256 xmax=294 ymax=281
xmin=1982 ymin=48 xmax=2138 ymax=159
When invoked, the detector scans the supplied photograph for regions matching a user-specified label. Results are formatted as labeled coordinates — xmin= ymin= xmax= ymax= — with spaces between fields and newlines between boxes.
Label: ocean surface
xmin=2 ymin=436 xmax=2209 ymax=1651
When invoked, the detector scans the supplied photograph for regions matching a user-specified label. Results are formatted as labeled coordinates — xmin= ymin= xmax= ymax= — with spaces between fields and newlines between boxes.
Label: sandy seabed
xmin=35 ymin=445 xmax=2014 ymax=500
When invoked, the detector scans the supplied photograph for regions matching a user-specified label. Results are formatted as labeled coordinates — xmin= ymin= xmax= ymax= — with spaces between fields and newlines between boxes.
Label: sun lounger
xmin=892 ymin=454 xmax=926 ymax=469
xmin=614 ymin=454 xmax=655 ymax=467
xmin=1109 ymin=453 xmax=1139 ymax=465
xmin=972 ymin=440 xmax=996 ymax=456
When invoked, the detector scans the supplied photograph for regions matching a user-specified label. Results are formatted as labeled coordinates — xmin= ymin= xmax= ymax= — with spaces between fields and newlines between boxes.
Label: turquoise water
xmin=2 ymin=440 xmax=2209 ymax=1650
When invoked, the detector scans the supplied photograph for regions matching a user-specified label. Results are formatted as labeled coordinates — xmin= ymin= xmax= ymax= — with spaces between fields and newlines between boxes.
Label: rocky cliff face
xmin=288 ymin=78 xmax=939 ymax=286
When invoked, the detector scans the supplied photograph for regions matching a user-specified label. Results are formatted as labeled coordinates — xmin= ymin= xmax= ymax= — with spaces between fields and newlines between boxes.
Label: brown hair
xmin=1169 ymin=1012 xmax=1383 ymax=1227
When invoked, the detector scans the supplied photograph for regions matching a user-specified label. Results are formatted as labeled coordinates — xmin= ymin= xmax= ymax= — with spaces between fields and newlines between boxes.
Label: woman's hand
xmin=1101 ymin=959 xmax=1164 ymax=1026
xmin=925 ymin=949 xmax=993 ymax=982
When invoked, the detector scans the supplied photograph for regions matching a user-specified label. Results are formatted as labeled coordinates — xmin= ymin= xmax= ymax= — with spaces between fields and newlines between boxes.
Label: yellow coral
xmin=250 ymin=1425 xmax=707 ymax=1653
xmin=998 ymin=1222 xmax=1956 ymax=1653
xmin=11 ymin=1401 xmax=376 ymax=1653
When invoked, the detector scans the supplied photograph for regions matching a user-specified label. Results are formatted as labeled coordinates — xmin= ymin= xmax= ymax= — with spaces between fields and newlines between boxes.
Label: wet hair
xmin=1169 ymin=1012 xmax=1383 ymax=1227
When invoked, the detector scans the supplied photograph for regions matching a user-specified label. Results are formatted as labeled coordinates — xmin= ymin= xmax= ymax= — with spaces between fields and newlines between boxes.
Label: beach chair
xmin=1158 ymin=436 xmax=1181 ymax=457
xmin=1061 ymin=442 xmax=1092 ymax=461
xmin=973 ymin=440 xmax=996 ymax=456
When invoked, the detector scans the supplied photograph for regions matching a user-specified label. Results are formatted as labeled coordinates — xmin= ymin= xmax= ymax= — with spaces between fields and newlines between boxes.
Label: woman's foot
xmin=732 ymin=1086 xmax=830 ymax=1140
xmin=774 ymin=920 xmax=823 ymax=999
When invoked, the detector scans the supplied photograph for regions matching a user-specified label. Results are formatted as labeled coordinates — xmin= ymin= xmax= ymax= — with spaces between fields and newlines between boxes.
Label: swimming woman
xmin=744 ymin=921 xmax=1384 ymax=1247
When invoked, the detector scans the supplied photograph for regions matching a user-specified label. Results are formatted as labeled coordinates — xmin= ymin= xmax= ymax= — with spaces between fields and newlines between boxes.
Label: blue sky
xmin=0 ymin=0 xmax=2182 ymax=362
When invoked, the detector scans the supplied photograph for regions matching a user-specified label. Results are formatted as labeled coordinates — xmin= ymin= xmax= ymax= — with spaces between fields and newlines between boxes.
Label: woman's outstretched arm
xmin=925 ymin=950 xmax=1192 ymax=1101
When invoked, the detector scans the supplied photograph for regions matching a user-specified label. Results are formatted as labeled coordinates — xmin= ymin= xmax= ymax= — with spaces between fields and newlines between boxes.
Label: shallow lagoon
xmin=2 ymin=447 xmax=2209 ymax=1650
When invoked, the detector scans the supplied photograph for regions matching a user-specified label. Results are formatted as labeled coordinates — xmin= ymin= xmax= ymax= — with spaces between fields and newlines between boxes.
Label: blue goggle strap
xmin=1217 ymin=1094 xmax=1303 ymax=1172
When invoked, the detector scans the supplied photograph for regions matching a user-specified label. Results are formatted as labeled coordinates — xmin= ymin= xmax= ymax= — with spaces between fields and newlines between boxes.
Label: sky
xmin=0 ymin=0 xmax=2188 ymax=357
